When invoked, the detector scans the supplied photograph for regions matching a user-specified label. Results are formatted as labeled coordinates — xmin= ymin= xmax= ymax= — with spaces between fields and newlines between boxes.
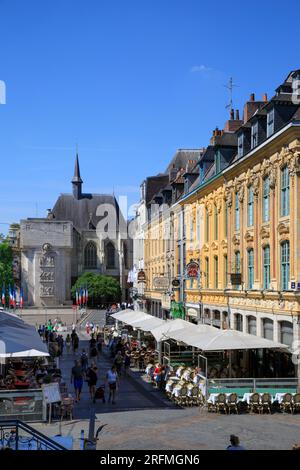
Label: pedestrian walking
xmin=80 ymin=349 xmax=89 ymax=373
xmin=106 ymin=365 xmax=118 ymax=405
xmin=71 ymin=360 xmax=84 ymax=402
xmin=73 ymin=333 xmax=79 ymax=354
xmin=124 ymin=350 xmax=131 ymax=375
xmin=65 ymin=334 xmax=71 ymax=354
xmin=86 ymin=364 xmax=98 ymax=402
xmin=114 ymin=351 xmax=123 ymax=376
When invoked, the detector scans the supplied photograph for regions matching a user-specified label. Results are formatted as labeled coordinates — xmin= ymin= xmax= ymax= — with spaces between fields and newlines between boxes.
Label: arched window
xmin=247 ymin=315 xmax=257 ymax=335
xmin=279 ymin=321 xmax=293 ymax=347
xmin=106 ymin=242 xmax=115 ymax=269
xmin=263 ymin=318 xmax=274 ymax=340
xmin=84 ymin=241 xmax=97 ymax=269
xmin=234 ymin=313 xmax=243 ymax=332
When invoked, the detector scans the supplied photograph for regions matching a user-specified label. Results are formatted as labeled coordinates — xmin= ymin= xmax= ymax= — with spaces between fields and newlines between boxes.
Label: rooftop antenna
xmin=224 ymin=77 xmax=239 ymax=110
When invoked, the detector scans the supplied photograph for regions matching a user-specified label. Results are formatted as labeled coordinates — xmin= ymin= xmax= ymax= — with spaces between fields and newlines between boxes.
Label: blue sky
xmin=0 ymin=0 xmax=300 ymax=232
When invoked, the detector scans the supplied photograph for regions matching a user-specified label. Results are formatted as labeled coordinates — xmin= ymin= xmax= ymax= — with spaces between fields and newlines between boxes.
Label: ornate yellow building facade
xmin=179 ymin=106 xmax=300 ymax=348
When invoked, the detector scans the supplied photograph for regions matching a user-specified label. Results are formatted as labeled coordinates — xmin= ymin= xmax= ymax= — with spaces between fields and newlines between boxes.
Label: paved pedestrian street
xmin=33 ymin=329 xmax=300 ymax=451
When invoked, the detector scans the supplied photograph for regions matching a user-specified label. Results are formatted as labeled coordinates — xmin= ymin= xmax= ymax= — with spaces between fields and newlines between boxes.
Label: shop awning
xmin=0 ymin=310 xmax=49 ymax=358
xmin=111 ymin=310 xmax=164 ymax=331
xmin=169 ymin=323 xmax=288 ymax=351
xmin=150 ymin=319 xmax=196 ymax=342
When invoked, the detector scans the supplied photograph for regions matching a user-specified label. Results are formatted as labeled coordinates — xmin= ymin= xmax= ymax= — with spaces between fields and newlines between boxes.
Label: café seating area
xmin=207 ymin=391 xmax=300 ymax=414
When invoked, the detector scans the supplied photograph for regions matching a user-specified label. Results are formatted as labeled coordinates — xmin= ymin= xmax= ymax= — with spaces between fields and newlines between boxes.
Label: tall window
xmin=214 ymin=256 xmax=218 ymax=288
xmin=205 ymin=257 xmax=209 ymax=288
xmin=251 ymin=121 xmax=258 ymax=148
xmin=106 ymin=242 xmax=116 ymax=269
xmin=238 ymin=134 xmax=244 ymax=158
xmin=235 ymin=193 xmax=240 ymax=231
xmin=247 ymin=186 xmax=254 ymax=226
xmin=84 ymin=241 xmax=97 ymax=269
xmin=214 ymin=205 xmax=218 ymax=240
xmin=235 ymin=251 xmax=241 ymax=273
xmin=205 ymin=207 xmax=209 ymax=242
xmin=267 ymin=108 xmax=274 ymax=137
xmin=263 ymin=245 xmax=270 ymax=289
xmin=281 ymin=166 xmax=290 ymax=217
xmin=224 ymin=255 xmax=228 ymax=288
xmin=225 ymin=203 xmax=228 ymax=237
xmin=281 ymin=241 xmax=290 ymax=290
xmin=263 ymin=176 xmax=270 ymax=222
xmin=247 ymin=249 xmax=254 ymax=289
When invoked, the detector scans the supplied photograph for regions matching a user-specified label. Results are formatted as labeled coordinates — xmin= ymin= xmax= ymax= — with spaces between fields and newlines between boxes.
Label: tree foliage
xmin=71 ymin=272 xmax=121 ymax=306
xmin=0 ymin=239 xmax=13 ymax=290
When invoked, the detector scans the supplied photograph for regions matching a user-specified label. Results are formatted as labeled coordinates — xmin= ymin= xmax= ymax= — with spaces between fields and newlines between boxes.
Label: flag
xmin=20 ymin=288 xmax=24 ymax=309
xmin=9 ymin=285 xmax=13 ymax=307
xmin=75 ymin=289 xmax=79 ymax=306
xmin=78 ymin=288 xmax=82 ymax=306
xmin=82 ymin=287 xmax=86 ymax=305
xmin=85 ymin=287 xmax=88 ymax=304
xmin=1 ymin=285 xmax=5 ymax=306
xmin=12 ymin=287 xmax=16 ymax=308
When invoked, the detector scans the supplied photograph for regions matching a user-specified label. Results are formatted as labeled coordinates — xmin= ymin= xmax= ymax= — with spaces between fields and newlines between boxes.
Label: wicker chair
xmin=293 ymin=393 xmax=300 ymax=414
xmin=280 ymin=393 xmax=293 ymax=414
xmin=215 ymin=393 xmax=228 ymax=414
xmin=249 ymin=393 xmax=261 ymax=414
xmin=227 ymin=393 xmax=238 ymax=414
xmin=188 ymin=386 xmax=200 ymax=406
xmin=261 ymin=393 xmax=272 ymax=414
xmin=174 ymin=385 xmax=188 ymax=406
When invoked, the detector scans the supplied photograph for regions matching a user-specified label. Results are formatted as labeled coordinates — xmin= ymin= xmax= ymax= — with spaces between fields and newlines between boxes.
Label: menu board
xmin=42 ymin=383 xmax=61 ymax=404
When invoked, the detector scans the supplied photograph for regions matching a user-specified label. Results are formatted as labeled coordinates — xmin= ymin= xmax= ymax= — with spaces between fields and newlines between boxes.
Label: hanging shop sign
xmin=187 ymin=308 xmax=198 ymax=318
xmin=186 ymin=261 xmax=199 ymax=278
xmin=170 ymin=301 xmax=185 ymax=320
xmin=137 ymin=270 xmax=146 ymax=283
xmin=153 ymin=277 xmax=169 ymax=290
xmin=172 ymin=278 xmax=180 ymax=288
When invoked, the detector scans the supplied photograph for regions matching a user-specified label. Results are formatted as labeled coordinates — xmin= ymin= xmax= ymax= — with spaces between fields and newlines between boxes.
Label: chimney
xmin=263 ymin=93 xmax=268 ymax=102
xmin=243 ymin=93 xmax=263 ymax=123
xmin=230 ymin=109 xmax=234 ymax=120
xmin=235 ymin=109 xmax=240 ymax=120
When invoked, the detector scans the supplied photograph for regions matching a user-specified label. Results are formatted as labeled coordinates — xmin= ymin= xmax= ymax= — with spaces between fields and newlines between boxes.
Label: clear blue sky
xmin=0 ymin=0 xmax=300 ymax=232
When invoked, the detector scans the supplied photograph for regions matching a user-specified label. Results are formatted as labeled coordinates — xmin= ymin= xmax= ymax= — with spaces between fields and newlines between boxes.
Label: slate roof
xmin=166 ymin=149 xmax=203 ymax=173
xmin=52 ymin=193 xmax=125 ymax=232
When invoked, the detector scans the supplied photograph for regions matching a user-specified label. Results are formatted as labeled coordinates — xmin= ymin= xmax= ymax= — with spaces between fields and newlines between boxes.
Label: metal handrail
xmin=0 ymin=420 xmax=67 ymax=450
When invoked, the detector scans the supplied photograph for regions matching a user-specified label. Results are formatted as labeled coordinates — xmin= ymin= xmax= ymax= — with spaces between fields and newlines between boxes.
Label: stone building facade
xmin=20 ymin=155 xmax=132 ymax=307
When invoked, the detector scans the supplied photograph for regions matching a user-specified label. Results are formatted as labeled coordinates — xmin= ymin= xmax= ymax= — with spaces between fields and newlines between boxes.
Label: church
xmin=19 ymin=155 xmax=132 ymax=307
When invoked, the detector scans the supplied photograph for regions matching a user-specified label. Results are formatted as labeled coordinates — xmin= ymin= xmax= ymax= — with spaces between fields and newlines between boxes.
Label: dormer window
xmin=267 ymin=108 xmax=274 ymax=137
xmin=238 ymin=134 xmax=244 ymax=157
xmin=251 ymin=121 xmax=258 ymax=149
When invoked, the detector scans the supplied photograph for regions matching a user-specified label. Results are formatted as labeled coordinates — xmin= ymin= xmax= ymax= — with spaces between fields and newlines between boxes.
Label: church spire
xmin=72 ymin=152 xmax=83 ymax=199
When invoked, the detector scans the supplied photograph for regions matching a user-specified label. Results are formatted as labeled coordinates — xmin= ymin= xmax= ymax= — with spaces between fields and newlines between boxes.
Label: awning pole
xmin=229 ymin=350 xmax=232 ymax=378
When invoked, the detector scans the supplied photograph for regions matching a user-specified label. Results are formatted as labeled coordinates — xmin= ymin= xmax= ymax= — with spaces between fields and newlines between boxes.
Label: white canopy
xmin=166 ymin=322 xmax=288 ymax=351
xmin=111 ymin=310 xmax=164 ymax=331
xmin=0 ymin=310 xmax=49 ymax=358
xmin=150 ymin=319 xmax=196 ymax=342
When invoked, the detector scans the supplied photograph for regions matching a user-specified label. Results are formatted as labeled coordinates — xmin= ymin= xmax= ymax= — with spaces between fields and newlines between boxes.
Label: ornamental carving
xmin=277 ymin=222 xmax=289 ymax=235
xmin=269 ymin=167 xmax=277 ymax=189
xmin=216 ymin=198 xmax=222 ymax=213
xmin=252 ymin=175 xmax=260 ymax=196
xmin=232 ymin=234 xmax=240 ymax=246
xmin=237 ymin=185 xmax=244 ymax=202
xmin=221 ymin=239 xmax=227 ymax=249
xmin=211 ymin=241 xmax=218 ymax=251
xmin=224 ymin=187 xmax=233 ymax=207
xmin=244 ymin=231 xmax=254 ymax=243
xmin=260 ymin=226 xmax=270 ymax=239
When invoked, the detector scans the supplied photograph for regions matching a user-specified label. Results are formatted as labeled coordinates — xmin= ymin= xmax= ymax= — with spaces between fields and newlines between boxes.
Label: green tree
xmin=0 ymin=239 xmax=14 ymax=300
xmin=71 ymin=272 xmax=121 ymax=307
